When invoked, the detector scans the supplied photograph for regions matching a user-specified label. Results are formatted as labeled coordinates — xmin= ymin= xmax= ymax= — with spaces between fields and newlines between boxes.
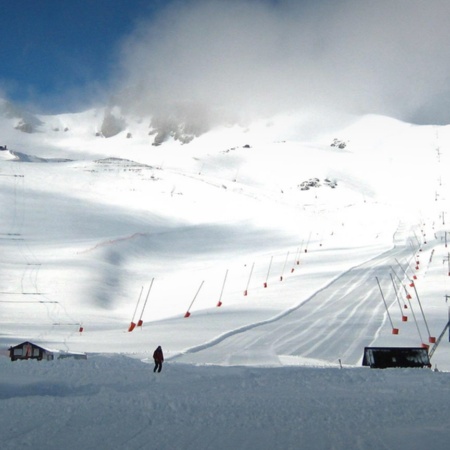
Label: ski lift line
xmin=411 ymin=283 xmax=434 ymax=341
xmin=375 ymin=277 xmax=395 ymax=329
xmin=217 ymin=269 xmax=229 ymax=307
xmin=137 ymin=278 xmax=154 ymax=325
xmin=56 ymin=302 xmax=78 ymax=322
xmin=389 ymin=273 xmax=407 ymax=319
xmin=305 ymin=232 xmax=312 ymax=251
xmin=429 ymin=320 xmax=450 ymax=359
xmin=280 ymin=251 xmax=290 ymax=280
xmin=22 ymin=262 xmax=42 ymax=296
xmin=52 ymin=322 xmax=82 ymax=326
xmin=392 ymin=269 xmax=425 ymax=343
xmin=9 ymin=171 xmax=24 ymax=237
xmin=389 ymin=265 xmax=405 ymax=286
xmin=0 ymin=292 xmax=45 ymax=295
xmin=395 ymin=257 xmax=420 ymax=287
xmin=300 ymin=239 xmax=305 ymax=252
xmin=7 ymin=172 xmax=43 ymax=298
xmin=265 ymin=256 xmax=273 ymax=285
xmin=131 ymin=286 xmax=144 ymax=324
xmin=128 ymin=286 xmax=144 ymax=331
xmin=395 ymin=258 xmax=415 ymax=281
xmin=244 ymin=262 xmax=255 ymax=295
xmin=185 ymin=280 xmax=205 ymax=317
xmin=290 ymin=247 xmax=300 ymax=272
xmin=0 ymin=300 xmax=58 ymax=303
xmin=293 ymin=247 xmax=300 ymax=264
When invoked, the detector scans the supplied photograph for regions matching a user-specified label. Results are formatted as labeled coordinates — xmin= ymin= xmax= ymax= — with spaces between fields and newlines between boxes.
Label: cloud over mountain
xmin=113 ymin=0 xmax=450 ymax=126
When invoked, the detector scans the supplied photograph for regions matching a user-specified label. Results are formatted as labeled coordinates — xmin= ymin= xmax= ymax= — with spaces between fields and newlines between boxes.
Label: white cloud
xmin=113 ymin=0 xmax=450 ymax=125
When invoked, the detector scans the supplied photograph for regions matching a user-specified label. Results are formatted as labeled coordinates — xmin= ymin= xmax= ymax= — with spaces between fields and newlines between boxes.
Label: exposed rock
xmin=1 ymin=99 xmax=43 ymax=133
xmin=298 ymin=178 xmax=338 ymax=191
xmin=148 ymin=104 xmax=211 ymax=146
xmin=331 ymin=138 xmax=347 ymax=149
xmin=100 ymin=108 xmax=126 ymax=138
xmin=15 ymin=120 xmax=34 ymax=133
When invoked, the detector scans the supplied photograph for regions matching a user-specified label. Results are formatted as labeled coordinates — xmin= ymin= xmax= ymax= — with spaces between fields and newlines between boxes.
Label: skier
xmin=153 ymin=345 xmax=164 ymax=373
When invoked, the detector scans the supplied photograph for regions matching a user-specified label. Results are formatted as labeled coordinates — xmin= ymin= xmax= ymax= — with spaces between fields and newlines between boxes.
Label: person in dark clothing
xmin=153 ymin=345 xmax=164 ymax=373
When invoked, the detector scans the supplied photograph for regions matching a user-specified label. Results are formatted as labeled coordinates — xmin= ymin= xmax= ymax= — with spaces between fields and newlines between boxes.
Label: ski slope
xmin=174 ymin=234 xmax=420 ymax=367
xmin=1 ymin=110 xmax=448 ymax=365
xmin=1 ymin=107 xmax=450 ymax=449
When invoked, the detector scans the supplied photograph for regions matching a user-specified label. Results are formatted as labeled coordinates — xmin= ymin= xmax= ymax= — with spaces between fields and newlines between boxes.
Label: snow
xmin=2 ymin=356 xmax=450 ymax=450
xmin=1 ymin=107 xmax=450 ymax=449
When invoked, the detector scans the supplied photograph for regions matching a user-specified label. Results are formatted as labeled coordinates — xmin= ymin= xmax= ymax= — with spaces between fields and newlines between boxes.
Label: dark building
xmin=8 ymin=341 xmax=54 ymax=361
xmin=362 ymin=347 xmax=431 ymax=369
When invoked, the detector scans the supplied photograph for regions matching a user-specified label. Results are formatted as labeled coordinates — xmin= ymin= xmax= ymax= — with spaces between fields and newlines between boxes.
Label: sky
xmin=2 ymin=0 xmax=450 ymax=124
xmin=0 ymin=0 xmax=163 ymax=112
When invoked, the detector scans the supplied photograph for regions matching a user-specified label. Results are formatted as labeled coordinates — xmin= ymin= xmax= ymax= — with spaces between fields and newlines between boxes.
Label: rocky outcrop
xmin=100 ymin=108 xmax=127 ymax=138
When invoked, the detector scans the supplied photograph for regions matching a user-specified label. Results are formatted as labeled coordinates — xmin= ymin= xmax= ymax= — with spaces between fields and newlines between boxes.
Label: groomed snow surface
xmin=1 ymin=110 xmax=450 ymax=449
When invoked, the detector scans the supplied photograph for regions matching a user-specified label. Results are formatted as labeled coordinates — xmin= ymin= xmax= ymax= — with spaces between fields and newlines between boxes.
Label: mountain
xmin=1 ymin=100 xmax=448 ymax=360
xmin=1 ymin=101 xmax=450 ymax=449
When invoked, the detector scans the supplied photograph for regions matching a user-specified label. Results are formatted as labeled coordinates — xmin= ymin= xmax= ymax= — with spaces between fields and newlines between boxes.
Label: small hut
xmin=57 ymin=351 xmax=87 ymax=360
xmin=362 ymin=347 xmax=431 ymax=369
xmin=8 ymin=341 xmax=54 ymax=361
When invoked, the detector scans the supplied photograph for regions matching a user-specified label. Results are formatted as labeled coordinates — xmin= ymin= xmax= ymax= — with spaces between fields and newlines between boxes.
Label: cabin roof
xmin=9 ymin=341 xmax=53 ymax=352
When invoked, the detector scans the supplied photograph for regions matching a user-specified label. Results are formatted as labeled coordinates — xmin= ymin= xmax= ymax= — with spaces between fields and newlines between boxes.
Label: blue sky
xmin=0 ymin=0 xmax=163 ymax=112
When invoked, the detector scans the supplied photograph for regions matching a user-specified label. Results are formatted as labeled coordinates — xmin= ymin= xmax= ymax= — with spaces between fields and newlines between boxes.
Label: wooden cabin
xmin=8 ymin=341 xmax=54 ymax=361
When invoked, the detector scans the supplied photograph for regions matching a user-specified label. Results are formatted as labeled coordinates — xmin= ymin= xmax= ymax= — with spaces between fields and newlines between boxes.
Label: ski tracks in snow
xmin=173 ymin=238 xmax=415 ymax=367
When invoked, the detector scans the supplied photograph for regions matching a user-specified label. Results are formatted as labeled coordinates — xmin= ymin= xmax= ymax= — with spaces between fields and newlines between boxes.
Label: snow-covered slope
xmin=1 ymin=104 xmax=450 ymax=449
xmin=2 ymin=106 xmax=448 ymax=361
